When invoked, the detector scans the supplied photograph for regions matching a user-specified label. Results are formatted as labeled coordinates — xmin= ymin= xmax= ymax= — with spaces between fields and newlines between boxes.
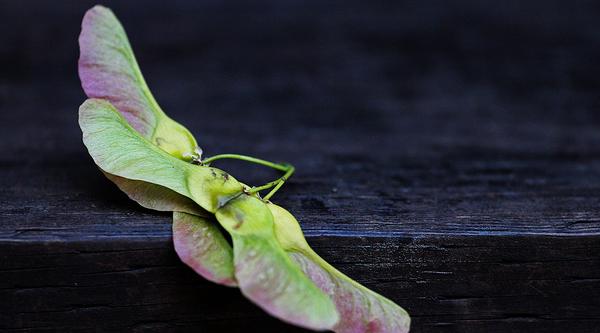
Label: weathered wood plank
xmin=1 ymin=0 xmax=600 ymax=331
xmin=2 ymin=236 xmax=599 ymax=332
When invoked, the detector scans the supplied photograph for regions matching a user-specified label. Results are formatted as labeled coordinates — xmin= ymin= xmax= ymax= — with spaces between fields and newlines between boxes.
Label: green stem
xmin=262 ymin=165 xmax=295 ymax=201
xmin=202 ymin=154 xmax=289 ymax=171
xmin=200 ymin=154 xmax=295 ymax=201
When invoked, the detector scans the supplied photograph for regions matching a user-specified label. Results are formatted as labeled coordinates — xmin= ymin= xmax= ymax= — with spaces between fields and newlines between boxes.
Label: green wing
xmin=79 ymin=98 xmax=243 ymax=213
xmin=216 ymin=195 xmax=339 ymax=330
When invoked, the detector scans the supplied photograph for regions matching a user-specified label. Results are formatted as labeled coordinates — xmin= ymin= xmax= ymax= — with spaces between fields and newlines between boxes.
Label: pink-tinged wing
xmin=216 ymin=195 xmax=339 ymax=331
xmin=106 ymin=173 xmax=237 ymax=287
xmin=289 ymin=252 xmax=410 ymax=333
xmin=173 ymin=212 xmax=237 ymax=287
xmin=79 ymin=5 xmax=156 ymax=137
xmin=79 ymin=6 xmax=197 ymax=160
xmin=104 ymin=172 xmax=206 ymax=216
xmin=268 ymin=203 xmax=411 ymax=333
xmin=108 ymin=173 xmax=237 ymax=287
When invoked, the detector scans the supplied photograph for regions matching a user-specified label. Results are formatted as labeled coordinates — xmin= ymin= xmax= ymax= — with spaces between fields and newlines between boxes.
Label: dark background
xmin=1 ymin=1 xmax=600 ymax=332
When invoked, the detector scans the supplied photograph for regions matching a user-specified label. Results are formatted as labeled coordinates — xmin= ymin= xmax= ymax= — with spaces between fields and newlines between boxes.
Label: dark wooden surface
xmin=1 ymin=1 xmax=600 ymax=331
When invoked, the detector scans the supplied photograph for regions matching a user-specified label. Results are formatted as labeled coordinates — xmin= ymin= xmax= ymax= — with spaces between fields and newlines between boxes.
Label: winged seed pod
xmin=79 ymin=5 xmax=238 ymax=286
xmin=78 ymin=5 xmax=411 ymax=332
xmin=79 ymin=99 xmax=339 ymax=330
